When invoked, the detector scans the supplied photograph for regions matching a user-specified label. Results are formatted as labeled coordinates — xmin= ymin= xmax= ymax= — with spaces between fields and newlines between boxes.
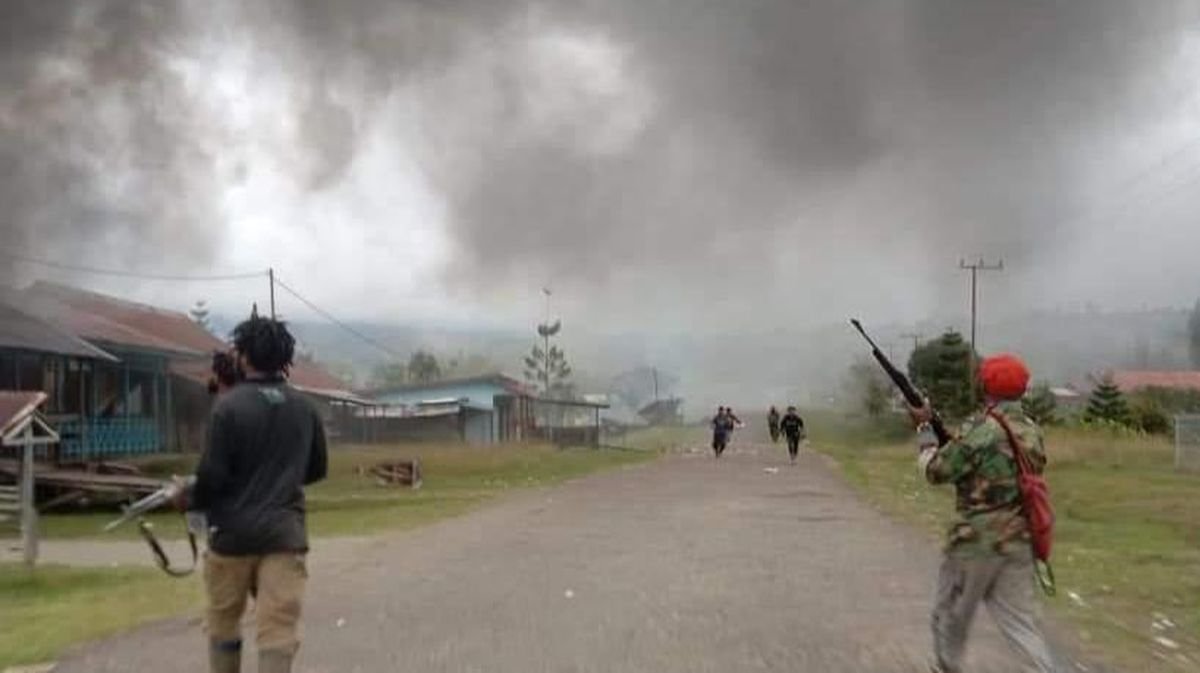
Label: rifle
xmin=103 ymin=476 xmax=201 ymax=577
xmin=849 ymin=319 xmax=951 ymax=446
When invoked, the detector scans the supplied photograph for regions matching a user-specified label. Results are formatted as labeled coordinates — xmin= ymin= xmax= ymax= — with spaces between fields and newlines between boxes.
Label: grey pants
xmin=932 ymin=554 xmax=1059 ymax=673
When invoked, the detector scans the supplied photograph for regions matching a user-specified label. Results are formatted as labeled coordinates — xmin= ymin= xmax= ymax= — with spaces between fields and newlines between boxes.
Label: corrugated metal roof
xmin=1110 ymin=370 xmax=1200 ymax=392
xmin=363 ymin=373 xmax=532 ymax=398
xmin=0 ymin=299 xmax=117 ymax=361
xmin=20 ymin=282 xmax=357 ymax=399
xmin=22 ymin=282 xmax=220 ymax=356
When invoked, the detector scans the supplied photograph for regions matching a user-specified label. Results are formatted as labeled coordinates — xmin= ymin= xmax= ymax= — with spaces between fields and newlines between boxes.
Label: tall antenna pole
xmin=959 ymin=257 xmax=1004 ymax=404
xmin=269 ymin=268 xmax=277 ymax=320
xmin=542 ymin=287 xmax=552 ymax=397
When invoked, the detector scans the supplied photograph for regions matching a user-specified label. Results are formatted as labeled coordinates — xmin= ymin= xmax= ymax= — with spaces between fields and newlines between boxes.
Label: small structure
xmin=1049 ymin=386 xmax=1085 ymax=415
xmin=637 ymin=397 xmax=684 ymax=426
xmin=360 ymin=375 xmax=536 ymax=444
xmin=0 ymin=391 xmax=59 ymax=566
xmin=358 ymin=374 xmax=609 ymax=446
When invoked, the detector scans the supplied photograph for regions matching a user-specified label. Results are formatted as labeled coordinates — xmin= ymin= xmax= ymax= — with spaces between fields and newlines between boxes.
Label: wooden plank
xmin=0 ymin=459 xmax=161 ymax=494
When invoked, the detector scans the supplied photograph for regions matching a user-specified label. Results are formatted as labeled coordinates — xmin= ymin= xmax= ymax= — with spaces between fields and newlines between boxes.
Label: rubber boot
xmin=258 ymin=648 xmax=295 ymax=673
xmin=209 ymin=639 xmax=242 ymax=673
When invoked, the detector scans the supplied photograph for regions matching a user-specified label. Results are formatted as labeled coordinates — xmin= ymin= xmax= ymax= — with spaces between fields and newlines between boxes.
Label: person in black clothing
xmin=711 ymin=406 xmax=729 ymax=457
xmin=767 ymin=406 xmax=781 ymax=443
xmin=780 ymin=406 xmax=806 ymax=463
xmin=188 ymin=316 xmax=328 ymax=673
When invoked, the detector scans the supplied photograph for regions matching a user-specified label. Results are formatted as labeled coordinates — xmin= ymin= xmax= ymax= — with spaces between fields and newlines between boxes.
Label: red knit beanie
xmin=979 ymin=354 xmax=1030 ymax=400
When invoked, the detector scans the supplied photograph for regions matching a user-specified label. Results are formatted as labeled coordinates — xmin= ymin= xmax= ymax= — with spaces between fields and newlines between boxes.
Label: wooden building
xmin=5 ymin=282 xmax=359 ymax=458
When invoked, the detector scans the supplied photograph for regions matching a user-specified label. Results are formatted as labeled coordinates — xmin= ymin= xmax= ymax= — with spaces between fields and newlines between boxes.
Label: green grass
xmin=0 ymin=442 xmax=660 ymax=668
xmin=0 ymin=563 xmax=201 ymax=668
xmin=816 ymin=415 xmax=1200 ymax=672
xmin=18 ymin=442 xmax=658 ymax=540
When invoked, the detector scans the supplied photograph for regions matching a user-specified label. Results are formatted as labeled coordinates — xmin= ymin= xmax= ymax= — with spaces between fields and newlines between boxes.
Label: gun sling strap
xmin=135 ymin=518 xmax=198 ymax=577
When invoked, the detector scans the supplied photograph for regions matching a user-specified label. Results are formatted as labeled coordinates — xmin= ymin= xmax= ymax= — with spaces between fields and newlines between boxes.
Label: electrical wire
xmin=0 ymin=250 xmax=267 ymax=282
xmin=272 ymin=276 xmax=403 ymax=360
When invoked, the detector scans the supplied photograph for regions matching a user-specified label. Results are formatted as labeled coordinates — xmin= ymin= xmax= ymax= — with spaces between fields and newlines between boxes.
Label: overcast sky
xmin=3 ymin=0 xmax=1200 ymax=337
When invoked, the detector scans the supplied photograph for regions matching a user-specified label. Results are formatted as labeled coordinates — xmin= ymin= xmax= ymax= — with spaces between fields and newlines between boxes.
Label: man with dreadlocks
xmin=187 ymin=316 xmax=328 ymax=673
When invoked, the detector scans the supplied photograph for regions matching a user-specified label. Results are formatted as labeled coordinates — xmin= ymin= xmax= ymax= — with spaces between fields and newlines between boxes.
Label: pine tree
xmin=908 ymin=330 xmax=978 ymax=421
xmin=1021 ymin=383 xmax=1058 ymax=425
xmin=523 ymin=321 xmax=573 ymax=398
xmin=1085 ymin=376 xmax=1130 ymax=425
xmin=189 ymin=299 xmax=211 ymax=333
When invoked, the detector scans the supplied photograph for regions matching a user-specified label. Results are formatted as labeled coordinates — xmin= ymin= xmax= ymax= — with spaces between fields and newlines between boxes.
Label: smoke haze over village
xmin=4 ymin=1 xmax=1200 ymax=408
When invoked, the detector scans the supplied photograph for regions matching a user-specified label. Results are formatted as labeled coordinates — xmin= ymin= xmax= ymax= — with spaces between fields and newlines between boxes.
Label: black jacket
xmin=191 ymin=377 xmax=328 ymax=555
xmin=780 ymin=412 xmax=805 ymax=437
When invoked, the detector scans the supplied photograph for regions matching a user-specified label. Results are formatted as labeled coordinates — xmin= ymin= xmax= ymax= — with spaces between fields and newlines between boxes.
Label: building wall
xmin=464 ymin=410 xmax=493 ymax=445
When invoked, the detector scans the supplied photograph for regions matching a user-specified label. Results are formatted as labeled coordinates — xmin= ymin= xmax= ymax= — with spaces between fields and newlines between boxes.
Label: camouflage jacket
xmin=916 ymin=401 xmax=1047 ymax=557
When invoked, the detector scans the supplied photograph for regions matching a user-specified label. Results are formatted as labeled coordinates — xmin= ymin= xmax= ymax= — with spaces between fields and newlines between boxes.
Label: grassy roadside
xmin=0 ymin=442 xmax=659 ymax=669
xmin=22 ymin=442 xmax=658 ymax=540
xmin=812 ymin=413 xmax=1200 ymax=672
xmin=0 ymin=563 xmax=200 ymax=669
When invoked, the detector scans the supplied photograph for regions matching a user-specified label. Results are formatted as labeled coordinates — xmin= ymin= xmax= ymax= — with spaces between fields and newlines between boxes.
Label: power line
xmin=0 ymin=250 xmax=267 ymax=282
xmin=272 ymin=277 xmax=403 ymax=360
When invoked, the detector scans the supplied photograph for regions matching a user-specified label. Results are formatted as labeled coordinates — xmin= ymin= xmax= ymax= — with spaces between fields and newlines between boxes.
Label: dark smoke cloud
xmin=244 ymin=0 xmax=1199 ymax=314
xmin=0 ymin=2 xmax=229 ymax=283
xmin=3 ymin=0 xmax=1199 ymax=326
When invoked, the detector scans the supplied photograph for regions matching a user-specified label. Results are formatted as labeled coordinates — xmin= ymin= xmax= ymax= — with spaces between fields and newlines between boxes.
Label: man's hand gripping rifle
xmin=849 ymin=319 xmax=951 ymax=447
xmin=102 ymin=475 xmax=201 ymax=577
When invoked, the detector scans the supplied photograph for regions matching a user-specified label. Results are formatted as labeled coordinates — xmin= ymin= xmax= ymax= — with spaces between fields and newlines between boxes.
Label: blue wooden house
xmin=365 ymin=374 xmax=535 ymax=444
xmin=361 ymin=374 xmax=608 ymax=446
xmin=7 ymin=283 xmax=211 ymax=459
xmin=6 ymin=282 xmax=362 ymax=460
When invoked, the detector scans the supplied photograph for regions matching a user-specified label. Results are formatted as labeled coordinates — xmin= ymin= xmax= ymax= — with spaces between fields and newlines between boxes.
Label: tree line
xmin=847 ymin=324 xmax=1200 ymax=435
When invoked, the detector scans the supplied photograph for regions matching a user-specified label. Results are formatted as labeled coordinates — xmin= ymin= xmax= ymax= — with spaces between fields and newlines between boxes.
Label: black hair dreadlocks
xmin=231 ymin=316 xmax=295 ymax=376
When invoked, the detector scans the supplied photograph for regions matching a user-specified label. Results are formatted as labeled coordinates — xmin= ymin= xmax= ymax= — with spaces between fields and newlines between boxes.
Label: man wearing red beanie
xmin=909 ymin=353 xmax=1059 ymax=672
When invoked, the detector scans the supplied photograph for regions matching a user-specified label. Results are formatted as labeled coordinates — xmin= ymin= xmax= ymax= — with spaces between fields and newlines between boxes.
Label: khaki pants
xmin=205 ymin=551 xmax=308 ymax=653
xmin=932 ymin=554 xmax=1059 ymax=673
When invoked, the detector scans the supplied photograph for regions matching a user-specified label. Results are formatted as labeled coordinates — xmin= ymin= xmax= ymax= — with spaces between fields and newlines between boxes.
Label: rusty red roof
xmin=171 ymin=359 xmax=363 ymax=403
xmin=1110 ymin=371 xmax=1200 ymax=393
xmin=0 ymin=391 xmax=47 ymax=437
xmin=22 ymin=282 xmax=222 ymax=356
xmin=21 ymin=282 xmax=355 ymax=398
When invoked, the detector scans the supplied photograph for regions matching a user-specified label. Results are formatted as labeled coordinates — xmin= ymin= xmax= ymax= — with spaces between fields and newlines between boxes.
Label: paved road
xmin=54 ymin=444 xmax=1086 ymax=672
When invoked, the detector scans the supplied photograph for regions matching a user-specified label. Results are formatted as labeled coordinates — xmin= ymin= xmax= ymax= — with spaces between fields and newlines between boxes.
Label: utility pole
xmin=652 ymin=367 xmax=659 ymax=402
xmin=542 ymin=287 xmax=552 ymax=397
xmin=269 ymin=268 xmax=276 ymax=320
xmin=900 ymin=332 xmax=923 ymax=352
xmin=959 ymin=257 xmax=1004 ymax=403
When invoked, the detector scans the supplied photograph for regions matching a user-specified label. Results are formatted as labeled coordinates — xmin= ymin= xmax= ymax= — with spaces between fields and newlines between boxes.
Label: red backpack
xmin=988 ymin=410 xmax=1056 ymax=594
